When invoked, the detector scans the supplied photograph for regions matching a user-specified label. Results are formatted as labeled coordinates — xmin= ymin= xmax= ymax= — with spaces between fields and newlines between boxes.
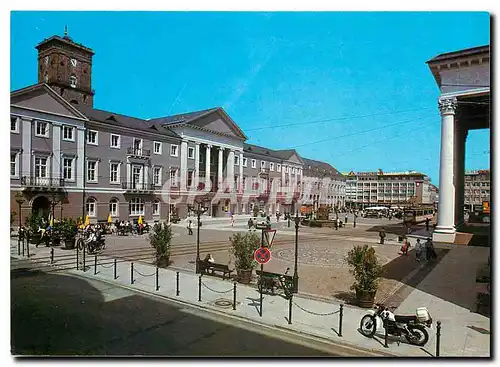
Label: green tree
xmin=149 ymin=222 xmax=172 ymax=267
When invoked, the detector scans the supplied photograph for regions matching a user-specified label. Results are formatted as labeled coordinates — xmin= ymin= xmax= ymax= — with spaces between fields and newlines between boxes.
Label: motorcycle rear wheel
xmin=360 ymin=315 xmax=377 ymax=338
xmin=405 ymin=324 xmax=429 ymax=346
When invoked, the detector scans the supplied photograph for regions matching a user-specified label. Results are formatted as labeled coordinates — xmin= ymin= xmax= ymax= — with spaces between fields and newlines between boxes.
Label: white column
xmin=52 ymin=124 xmax=61 ymax=180
xmin=21 ymin=118 xmax=32 ymax=181
xmin=180 ymin=140 xmax=188 ymax=191
xmin=281 ymin=164 xmax=286 ymax=194
xmin=205 ymin=145 xmax=211 ymax=189
xmin=76 ymin=127 xmax=85 ymax=189
xmin=227 ymin=150 xmax=235 ymax=191
xmin=434 ymin=97 xmax=457 ymax=243
xmin=239 ymin=152 xmax=244 ymax=192
xmin=218 ymin=147 xmax=224 ymax=190
xmin=194 ymin=143 xmax=200 ymax=190
xmin=126 ymin=161 xmax=131 ymax=187
xmin=144 ymin=165 xmax=149 ymax=186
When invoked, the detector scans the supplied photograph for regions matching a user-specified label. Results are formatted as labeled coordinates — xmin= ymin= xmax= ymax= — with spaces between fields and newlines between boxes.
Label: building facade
xmin=343 ymin=169 xmax=435 ymax=208
xmin=10 ymin=32 xmax=346 ymax=224
xmin=464 ymin=169 xmax=490 ymax=210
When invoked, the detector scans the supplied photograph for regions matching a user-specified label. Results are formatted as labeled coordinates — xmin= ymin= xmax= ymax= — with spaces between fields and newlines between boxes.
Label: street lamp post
xmin=292 ymin=211 xmax=300 ymax=293
xmin=195 ymin=198 xmax=209 ymax=274
xmin=15 ymin=193 xmax=25 ymax=256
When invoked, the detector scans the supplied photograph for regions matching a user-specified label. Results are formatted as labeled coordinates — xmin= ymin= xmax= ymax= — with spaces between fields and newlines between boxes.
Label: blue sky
xmin=10 ymin=11 xmax=490 ymax=184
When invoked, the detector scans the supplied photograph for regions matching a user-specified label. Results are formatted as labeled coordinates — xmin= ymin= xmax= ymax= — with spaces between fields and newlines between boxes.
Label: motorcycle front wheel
xmin=359 ymin=315 xmax=377 ymax=338
xmin=77 ymin=238 xmax=85 ymax=251
xmin=405 ymin=324 xmax=429 ymax=346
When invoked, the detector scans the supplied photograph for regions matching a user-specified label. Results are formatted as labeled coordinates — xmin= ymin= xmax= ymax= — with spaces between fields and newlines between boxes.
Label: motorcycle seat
xmin=394 ymin=315 xmax=417 ymax=323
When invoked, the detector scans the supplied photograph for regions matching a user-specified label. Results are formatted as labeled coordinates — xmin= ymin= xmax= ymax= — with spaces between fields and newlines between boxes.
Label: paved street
xmin=11 ymin=258 xmax=344 ymax=356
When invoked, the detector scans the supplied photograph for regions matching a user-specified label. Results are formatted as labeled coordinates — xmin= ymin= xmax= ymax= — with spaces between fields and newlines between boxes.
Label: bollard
xmin=384 ymin=314 xmax=389 ymax=348
xmin=22 ymin=239 xmax=25 ymax=257
xmin=83 ymin=245 xmax=86 ymax=272
xmin=114 ymin=258 xmax=117 ymax=279
xmin=288 ymin=294 xmax=293 ymax=325
xmin=436 ymin=321 xmax=441 ymax=357
xmin=339 ymin=304 xmax=344 ymax=337
xmin=76 ymin=246 xmax=79 ymax=270
xmin=50 ymin=247 xmax=54 ymax=264
xmin=176 ymin=271 xmax=180 ymax=296
xmin=26 ymin=238 xmax=29 ymax=258
xmin=233 ymin=282 xmax=237 ymax=310
xmin=94 ymin=255 xmax=97 ymax=275
xmin=155 ymin=267 xmax=159 ymax=291
xmin=131 ymin=262 xmax=134 ymax=284
xmin=198 ymin=275 xmax=202 ymax=302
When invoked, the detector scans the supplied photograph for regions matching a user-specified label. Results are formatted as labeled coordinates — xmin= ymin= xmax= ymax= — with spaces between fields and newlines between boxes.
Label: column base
xmin=433 ymin=226 xmax=456 ymax=244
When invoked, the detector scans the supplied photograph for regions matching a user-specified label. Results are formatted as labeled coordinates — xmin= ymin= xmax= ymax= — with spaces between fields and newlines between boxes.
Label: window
xmin=251 ymin=159 xmax=256 ymax=169
xmin=188 ymin=147 xmax=195 ymax=159
xmin=87 ymin=130 xmax=98 ymax=145
xmin=63 ymin=158 xmax=74 ymax=181
xmin=170 ymin=169 xmax=178 ymax=186
xmin=170 ymin=144 xmax=179 ymax=157
xmin=261 ymin=161 xmax=266 ymax=168
xmin=153 ymin=167 xmax=162 ymax=186
xmin=86 ymin=198 xmax=96 ymax=217
xmin=109 ymin=199 xmax=119 ymax=217
xmin=187 ymin=170 xmax=194 ymax=187
xmin=292 ymin=168 xmax=296 ymax=174
xmin=277 ymin=164 xmax=281 ymax=172
xmin=34 ymin=157 xmax=48 ymax=178
xmin=154 ymin=141 xmax=162 ymax=155
xmin=87 ymin=161 xmax=98 ymax=182
xmin=35 ymin=121 xmax=49 ymax=137
xmin=110 ymin=162 xmax=120 ymax=184
xmin=70 ymin=74 xmax=77 ymax=88
xmin=129 ymin=198 xmax=145 ymax=216
xmin=242 ymin=158 xmax=247 ymax=167
xmin=234 ymin=155 xmax=240 ymax=165
xmin=270 ymin=162 xmax=274 ymax=171
xmin=11 ymin=117 xmax=18 ymax=133
xmin=62 ymin=126 xmax=74 ymax=141
xmin=70 ymin=58 xmax=77 ymax=67
xmin=110 ymin=134 xmax=120 ymax=149
xmin=10 ymin=152 xmax=18 ymax=177
xmin=153 ymin=200 xmax=160 ymax=216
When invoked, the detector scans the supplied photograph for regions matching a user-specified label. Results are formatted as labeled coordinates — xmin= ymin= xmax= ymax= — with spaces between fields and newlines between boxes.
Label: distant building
xmin=343 ymin=169 xmax=435 ymax=208
xmin=464 ymin=169 xmax=490 ymax=210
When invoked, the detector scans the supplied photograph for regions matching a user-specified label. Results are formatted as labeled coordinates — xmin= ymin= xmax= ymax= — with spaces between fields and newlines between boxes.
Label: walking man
xmin=344 ymin=213 xmax=348 ymax=224
xmin=379 ymin=227 xmax=386 ymax=244
xmin=415 ymin=238 xmax=422 ymax=261
xmin=425 ymin=217 xmax=430 ymax=232
xmin=187 ymin=220 xmax=193 ymax=235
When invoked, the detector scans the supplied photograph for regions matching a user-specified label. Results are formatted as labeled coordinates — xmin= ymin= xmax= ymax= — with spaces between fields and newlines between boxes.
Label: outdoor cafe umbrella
xmin=138 ymin=215 xmax=143 ymax=225
xmin=84 ymin=215 xmax=90 ymax=227
xmin=107 ymin=213 xmax=112 ymax=224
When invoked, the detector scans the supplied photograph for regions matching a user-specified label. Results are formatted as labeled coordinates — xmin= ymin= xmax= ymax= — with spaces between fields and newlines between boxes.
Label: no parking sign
xmin=254 ymin=247 xmax=271 ymax=265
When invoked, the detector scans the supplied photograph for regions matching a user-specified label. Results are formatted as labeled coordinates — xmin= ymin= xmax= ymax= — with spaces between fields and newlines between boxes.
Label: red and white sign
xmin=254 ymin=247 xmax=272 ymax=265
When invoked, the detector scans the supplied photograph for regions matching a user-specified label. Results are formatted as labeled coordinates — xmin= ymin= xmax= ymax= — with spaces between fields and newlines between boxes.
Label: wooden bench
xmin=256 ymin=270 xmax=293 ymax=295
xmin=201 ymin=262 xmax=233 ymax=280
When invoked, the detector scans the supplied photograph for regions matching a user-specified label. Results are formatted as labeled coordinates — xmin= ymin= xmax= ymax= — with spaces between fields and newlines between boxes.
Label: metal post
xmin=195 ymin=204 xmax=202 ymax=273
xmin=114 ymin=258 xmax=117 ymax=279
xmin=155 ymin=267 xmax=159 ymax=291
xmin=83 ymin=244 xmax=86 ymax=271
xmin=94 ymin=255 xmax=97 ymax=275
xmin=50 ymin=247 xmax=54 ymax=264
xmin=339 ymin=304 xmax=344 ymax=337
xmin=22 ymin=237 xmax=25 ymax=257
xmin=76 ymin=245 xmax=79 ymax=270
xmin=384 ymin=314 xmax=389 ymax=348
xmin=233 ymin=282 xmax=237 ymax=310
xmin=259 ymin=263 xmax=263 ymax=317
xmin=436 ymin=321 xmax=441 ymax=357
xmin=293 ymin=212 xmax=299 ymax=293
xmin=176 ymin=271 xmax=180 ymax=296
xmin=288 ymin=293 xmax=293 ymax=324
xmin=198 ymin=275 xmax=202 ymax=302
xmin=26 ymin=237 xmax=29 ymax=258
xmin=17 ymin=201 xmax=22 ymax=256
xmin=131 ymin=262 xmax=134 ymax=284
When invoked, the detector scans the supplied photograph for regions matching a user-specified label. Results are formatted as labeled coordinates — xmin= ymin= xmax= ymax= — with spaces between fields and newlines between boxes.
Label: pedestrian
xmin=248 ymin=218 xmax=253 ymax=231
xmin=266 ymin=216 xmax=271 ymax=228
xmin=231 ymin=215 xmax=235 ymax=228
xmin=353 ymin=212 xmax=357 ymax=228
xmin=379 ymin=228 xmax=386 ymax=244
xmin=187 ymin=220 xmax=193 ymax=235
xmin=425 ymin=238 xmax=437 ymax=261
xmin=415 ymin=238 xmax=422 ymax=261
xmin=334 ymin=218 xmax=338 ymax=230
xmin=345 ymin=213 xmax=348 ymax=224
xmin=425 ymin=217 xmax=430 ymax=232
xmin=400 ymin=239 xmax=410 ymax=256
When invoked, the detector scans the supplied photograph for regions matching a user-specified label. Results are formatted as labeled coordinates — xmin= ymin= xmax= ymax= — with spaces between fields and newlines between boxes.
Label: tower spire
xmin=64 ymin=25 xmax=68 ymax=37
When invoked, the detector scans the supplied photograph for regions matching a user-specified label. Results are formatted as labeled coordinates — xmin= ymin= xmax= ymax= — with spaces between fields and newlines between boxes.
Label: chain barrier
xmin=99 ymin=261 xmax=115 ymax=269
xmin=292 ymin=300 xmax=341 ymax=316
xmin=133 ymin=267 xmax=156 ymax=277
xmin=201 ymin=280 xmax=234 ymax=294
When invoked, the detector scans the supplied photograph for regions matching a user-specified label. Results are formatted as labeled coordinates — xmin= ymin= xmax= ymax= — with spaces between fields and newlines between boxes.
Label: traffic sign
xmin=254 ymin=247 xmax=272 ymax=265
xmin=255 ymin=223 xmax=269 ymax=230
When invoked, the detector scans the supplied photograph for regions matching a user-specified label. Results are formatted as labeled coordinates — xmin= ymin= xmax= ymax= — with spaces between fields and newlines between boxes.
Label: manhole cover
xmin=213 ymin=298 xmax=235 ymax=309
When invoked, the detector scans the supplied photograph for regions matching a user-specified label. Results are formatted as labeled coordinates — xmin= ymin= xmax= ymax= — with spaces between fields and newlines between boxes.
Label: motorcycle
xmin=359 ymin=303 xmax=433 ymax=346
xmin=77 ymin=225 xmax=106 ymax=254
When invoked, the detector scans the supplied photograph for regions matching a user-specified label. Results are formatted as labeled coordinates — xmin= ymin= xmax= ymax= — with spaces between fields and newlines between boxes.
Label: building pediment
xmin=184 ymin=108 xmax=247 ymax=141
xmin=10 ymin=83 xmax=87 ymax=119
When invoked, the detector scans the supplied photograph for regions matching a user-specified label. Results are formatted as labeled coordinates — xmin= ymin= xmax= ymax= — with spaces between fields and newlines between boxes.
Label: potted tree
xmin=25 ymin=213 xmax=43 ymax=245
xmin=346 ymin=245 xmax=384 ymax=308
xmin=60 ymin=218 xmax=78 ymax=250
xmin=230 ymin=232 xmax=261 ymax=284
xmin=149 ymin=222 xmax=172 ymax=267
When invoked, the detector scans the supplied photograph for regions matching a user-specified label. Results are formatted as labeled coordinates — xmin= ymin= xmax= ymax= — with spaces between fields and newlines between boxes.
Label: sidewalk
xmin=10 ymin=239 xmax=490 ymax=357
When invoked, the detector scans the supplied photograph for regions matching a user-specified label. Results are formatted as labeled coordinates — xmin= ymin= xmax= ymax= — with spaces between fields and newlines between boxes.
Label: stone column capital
xmin=438 ymin=96 xmax=458 ymax=116
xmin=218 ymin=146 xmax=225 ymax=151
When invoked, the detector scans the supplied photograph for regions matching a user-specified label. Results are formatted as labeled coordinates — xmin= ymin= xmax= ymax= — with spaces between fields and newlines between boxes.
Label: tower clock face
xmin=70 ymin=58 xmax=77 ymax=67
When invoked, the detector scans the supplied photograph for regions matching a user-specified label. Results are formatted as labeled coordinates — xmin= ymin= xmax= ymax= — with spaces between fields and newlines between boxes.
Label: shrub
xmin=25 ymin=213 xmax=43 ymax=235
xmin=346 ymin=245 xmax=384 ymax=293
xmin=150 ymin=222 xmax=172 ymax=267
xmin=230 ymin=232 xmax=261 ymax=270
xmin=60 ymin=218 xmax=78 ymax=240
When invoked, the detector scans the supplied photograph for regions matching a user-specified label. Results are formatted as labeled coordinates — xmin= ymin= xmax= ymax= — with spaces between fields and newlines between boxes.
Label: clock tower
xmin=36 ymin=27 xmax=95 ymax=107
